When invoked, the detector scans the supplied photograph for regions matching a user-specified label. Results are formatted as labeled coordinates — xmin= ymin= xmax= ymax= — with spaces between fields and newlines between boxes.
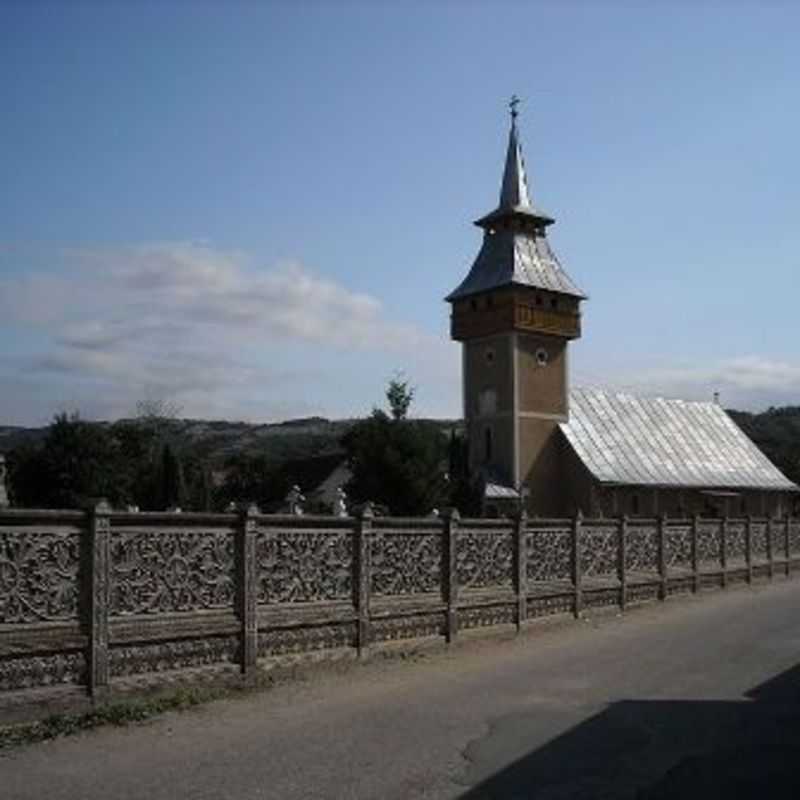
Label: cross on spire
xmin=509 ymin=94 xmax=521 ymax=124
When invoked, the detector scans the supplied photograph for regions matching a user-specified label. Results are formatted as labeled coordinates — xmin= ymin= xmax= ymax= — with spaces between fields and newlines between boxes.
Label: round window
xmin=535 ymin=347 xmax=549 ymax=367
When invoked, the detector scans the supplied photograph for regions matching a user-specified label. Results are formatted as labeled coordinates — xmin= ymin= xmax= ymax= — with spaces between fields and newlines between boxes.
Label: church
xmin=446 ymin=103 xmax=797 ymax=519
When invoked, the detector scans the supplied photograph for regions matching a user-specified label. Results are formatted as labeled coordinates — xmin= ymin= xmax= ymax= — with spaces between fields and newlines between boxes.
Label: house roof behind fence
xmin=561 ymin=388 xmax=797 ymax=491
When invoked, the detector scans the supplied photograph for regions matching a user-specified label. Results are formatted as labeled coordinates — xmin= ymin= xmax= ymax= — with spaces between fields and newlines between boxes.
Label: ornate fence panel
xmin=456 ymin=522 xmax=513 ymax=591
xmin=0 ymin=511 xmax=86 ymax=693
xmin=110 ymin=522 xmax=236 ymax=615
xmin=526 ymin=524 xmax=572 ymax=584
xmin=697 ymin=522 xmax=722 ymax=569
xmin=626 ymin=522 xmax=658 ymax=575
xmin=255 ymin=517 xmax=353 ymax=605
xmin=726 ymin=521 xmax=747 ymax=568
xmin=665 ymin=522 xmax=692 ymax=572
xmin=581 ymin=523 xmax=619 ymax=580
xmin=0 ymin=521 xmax=82 ymax=624
xmin=369 ymin=519 xmax=443 ymax=597
xmin=751 ymin=521 xmax=768 ymax=564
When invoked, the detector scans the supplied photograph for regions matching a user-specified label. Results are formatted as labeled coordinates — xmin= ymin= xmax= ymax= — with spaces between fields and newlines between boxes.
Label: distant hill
xmin=0 ymin=416 xmax=461 ymax=468
xmin=2 ymin=408 xmax=798 ymax=486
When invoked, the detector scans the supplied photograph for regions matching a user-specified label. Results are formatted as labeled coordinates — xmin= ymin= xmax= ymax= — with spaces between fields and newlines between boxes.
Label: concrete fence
xmin=1 ymin=504 xmax=799 ymax=698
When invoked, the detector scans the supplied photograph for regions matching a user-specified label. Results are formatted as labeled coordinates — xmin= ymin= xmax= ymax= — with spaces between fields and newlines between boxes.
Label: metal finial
xmin=509 ymin=95 xmax=521 ymax=123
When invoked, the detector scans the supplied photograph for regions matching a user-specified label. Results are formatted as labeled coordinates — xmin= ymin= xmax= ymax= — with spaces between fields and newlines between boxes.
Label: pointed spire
xmin=499 ymin=96 xmax=532 ymax=210
xmin=473 ymin=97 xmax=554 ymax=230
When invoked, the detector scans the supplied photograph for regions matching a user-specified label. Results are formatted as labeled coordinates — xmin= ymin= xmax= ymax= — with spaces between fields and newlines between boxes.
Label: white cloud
xmin=0 ymin=243 xmax=457 ymax=423
xmin=588 ymin=355 xmax=800 ymax=410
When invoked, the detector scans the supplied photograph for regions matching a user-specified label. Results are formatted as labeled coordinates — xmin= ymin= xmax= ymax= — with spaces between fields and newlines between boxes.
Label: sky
xmin=1 ymin=1 xmax=799 ymax=426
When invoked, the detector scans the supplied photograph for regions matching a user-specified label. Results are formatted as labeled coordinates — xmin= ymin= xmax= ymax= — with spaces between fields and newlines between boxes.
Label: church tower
xmin=446 ymin=100 xmax=587 ymax=514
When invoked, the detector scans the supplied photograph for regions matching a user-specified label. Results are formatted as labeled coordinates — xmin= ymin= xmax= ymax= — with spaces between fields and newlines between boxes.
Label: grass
xmin=0 ymin=685 xmax=230 ymax=751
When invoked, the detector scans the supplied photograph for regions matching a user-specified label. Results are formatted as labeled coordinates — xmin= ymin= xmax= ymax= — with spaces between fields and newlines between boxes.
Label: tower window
xmin=470 ymin=299 xmax=477 ymax=311
xmin=551 ymin=297 xmax=558 ymax=310
xmin=486 ymin=294 xmax=494 ymax=309
xmin=485 ymin=347 xmax=495 ymax=365
xmin=535 ymin=295 xmax=542 ymax=306
xmin=535 ymin=348 xmax=549 ymax=367
xmin=485 ymin=427 xmax=493 ymax=462
xmin=631 ymin=494 xmax=640 ymax=515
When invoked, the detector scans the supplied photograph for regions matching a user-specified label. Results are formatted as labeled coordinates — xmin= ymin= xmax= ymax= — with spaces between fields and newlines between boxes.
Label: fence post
xmin=238 ymin=503 xmax=258 ymax=677
xmin=745 ymin=515 xmax=753 ymax=585
xmin=618 ymin=515 xmax=627 ymax=611
xmin=786 ymin=515 xmax=792 ymax=577
xmin=514 ymin=509 xmax=527 ymax=632
xmin=444 ymin=508 xmax=460 ymax=642
xmin=87 ymin=499 xmax=112 ymax=697
xmin=691 ymin=513 xmax=699 ymax=593
xmin=766 ymin=517 xmax=774 ymax=581
xmin=720 ymin=517 xmax=727 ymax=589
xmin=355 ymin=503 xmax=373 ymax=658
xmin=657 ymin=513 xmax=667 ymax=601
xmin=572 ymin=510 xmax=583 ymax=618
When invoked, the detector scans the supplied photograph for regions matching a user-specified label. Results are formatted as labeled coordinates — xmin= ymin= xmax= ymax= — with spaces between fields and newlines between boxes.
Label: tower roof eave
xmin=445 ymin=230 xmax=587 ymax=303
xmin=474 ymin=205 xmax=555 ymax=229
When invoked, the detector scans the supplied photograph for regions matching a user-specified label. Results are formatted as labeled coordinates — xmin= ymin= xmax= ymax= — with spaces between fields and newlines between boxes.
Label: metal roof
xmin=446 ymin=112 xmax=586 ymax=302
xmin=446 ymin=228 xmax=587 ymax=301
xmin=561 ymin=388 xmax=798 ymax=491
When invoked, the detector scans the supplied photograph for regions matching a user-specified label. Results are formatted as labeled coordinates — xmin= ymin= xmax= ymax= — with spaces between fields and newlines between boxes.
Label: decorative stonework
xmin=456 ymin=530 xmax=513 ymax=589
xmin=459 ymin=604 xmax=515 ymax=629
xmin=627 ymin=583 xmax=659 ymax=604
xmin=751 ymin=522 xmax=768 ymax=561
xmin=526 ymin=529 xmax=571 ymax=582
xmin=110 ymin=529 xmax=235 ymax=615
xmin=259 ymin=623 xmax=356 ymax=656
xmin=109 ymin=636 xmax=238 ymax=677
xmin=0 ymin=652 xmax=85 ymax=691
xmin=726 ymin=522 xmax=747 ymax=564
xmin=626 ymin=525 xmax=658 ymax=573
xmin=255 ymin=529 xmax=353 ymax=604
xmin=0 ymin=529 xmax=81 ymax=623
xmin=790 ymin=522 xmax=800 ymax=555
xmin=581 ymin=527 xmax=618 ymax=577
xmin=697 ymin=523 xmax=721 ymax=565
xmin=527 ymin=593 xmax=572 ymax=617
xmin=665 ymin=525 xmax=692 ymax=569
xmin=370 ymin=532 xmax=441 ymax=595
xmin=583 ymin=587 xmax=619 ymax=608
xmin=371 ymin=613 xmax=443 ymax=642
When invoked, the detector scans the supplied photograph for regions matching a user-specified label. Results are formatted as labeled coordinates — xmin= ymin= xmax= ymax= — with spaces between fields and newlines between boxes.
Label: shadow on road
xmin=460 ymin=663 xmax=800 ymax=799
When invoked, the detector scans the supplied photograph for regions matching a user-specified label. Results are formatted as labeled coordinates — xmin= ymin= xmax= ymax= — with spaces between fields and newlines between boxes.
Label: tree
xmin=386 ymin=375 xmax=415 ymax=421
xmin=8 ymin=412 xmax=128 ymax=509
xmin=342 ymin=380 xmax=448 ymax=515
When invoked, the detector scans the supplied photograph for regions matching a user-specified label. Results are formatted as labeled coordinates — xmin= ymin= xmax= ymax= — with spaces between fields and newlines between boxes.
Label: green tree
xmin=8 ymin=412 xmax=128 ymax=509
xmin=386 ymin=375 xmax=415 ymax=421
xmin=342 ymin=382 xmax=448 ymax=515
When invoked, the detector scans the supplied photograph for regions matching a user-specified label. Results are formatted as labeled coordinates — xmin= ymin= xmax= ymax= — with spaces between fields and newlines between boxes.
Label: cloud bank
xmin=0 ymin=243 xmax=458 ymax=424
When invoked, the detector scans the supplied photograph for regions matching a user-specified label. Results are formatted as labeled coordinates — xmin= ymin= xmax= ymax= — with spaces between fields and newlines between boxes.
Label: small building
xmin=446 ymin=103 xmax=797 ymax=517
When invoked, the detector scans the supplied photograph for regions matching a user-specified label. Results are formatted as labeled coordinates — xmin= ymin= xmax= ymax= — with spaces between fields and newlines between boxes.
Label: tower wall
xmin=463 ymin=334 xmax=515 ymax=486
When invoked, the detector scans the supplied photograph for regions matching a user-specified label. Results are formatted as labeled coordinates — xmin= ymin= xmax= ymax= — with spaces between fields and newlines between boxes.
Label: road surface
xmin=4 ymin=580 xmax=800 ymax=799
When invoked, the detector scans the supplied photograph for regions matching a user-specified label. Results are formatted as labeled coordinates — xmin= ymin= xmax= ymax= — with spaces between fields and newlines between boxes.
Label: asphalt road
xmin=4 ymin=581 xmax=800 ymax=799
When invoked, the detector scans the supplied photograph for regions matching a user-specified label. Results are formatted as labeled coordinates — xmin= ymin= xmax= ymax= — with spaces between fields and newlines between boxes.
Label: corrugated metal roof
xmin=561 ymin=388 xmax=797 ymax=491
xmin=445 ymin=230 xmax=586 ymax=301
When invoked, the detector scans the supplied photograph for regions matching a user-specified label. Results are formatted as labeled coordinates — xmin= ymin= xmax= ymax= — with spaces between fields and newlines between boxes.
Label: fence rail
xmin=1 ymin=505 xmax=799 ymax=696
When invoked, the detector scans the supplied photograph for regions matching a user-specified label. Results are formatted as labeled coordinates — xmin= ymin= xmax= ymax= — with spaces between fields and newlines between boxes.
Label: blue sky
xmin=1 ymin=1 xmax=799 ymax=426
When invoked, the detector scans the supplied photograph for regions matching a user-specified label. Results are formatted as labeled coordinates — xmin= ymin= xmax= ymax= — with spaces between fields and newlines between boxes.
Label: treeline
xmin=6 ymin=394 xmax=799 ymax=516
xmin=3 ymin=382 xmax=480 ymax=516
xmin=728 ymin=406 xmax=800 ymax=486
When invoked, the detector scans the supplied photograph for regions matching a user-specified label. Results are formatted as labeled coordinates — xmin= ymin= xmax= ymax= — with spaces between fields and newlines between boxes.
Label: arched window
xmin=485 ymin=427 xmax=493 ymax=462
